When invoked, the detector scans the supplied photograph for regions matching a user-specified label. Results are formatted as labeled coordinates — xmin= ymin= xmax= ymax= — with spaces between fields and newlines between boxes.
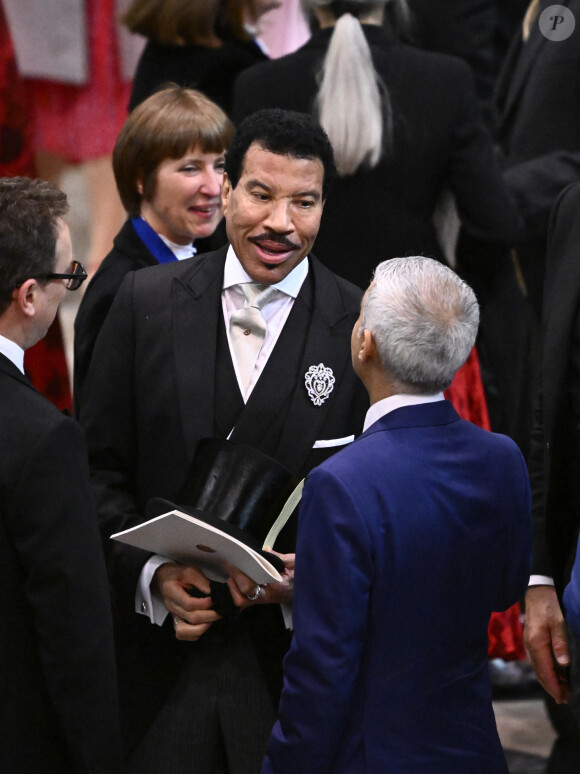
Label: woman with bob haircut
xmin=73 ymin=84 xmax=234 ymax=409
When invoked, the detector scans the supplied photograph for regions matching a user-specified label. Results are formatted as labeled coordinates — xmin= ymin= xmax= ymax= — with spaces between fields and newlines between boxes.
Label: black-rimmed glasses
xmin=14 ymin=260 xmax=88 ymax=291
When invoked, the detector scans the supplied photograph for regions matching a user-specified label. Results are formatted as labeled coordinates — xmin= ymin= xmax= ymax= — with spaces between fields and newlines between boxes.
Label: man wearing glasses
xmin=0 ymin=177 xmax=122 ymax=772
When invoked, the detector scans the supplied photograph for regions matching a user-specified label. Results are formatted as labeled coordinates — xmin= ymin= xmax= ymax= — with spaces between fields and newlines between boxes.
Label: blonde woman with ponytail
xmin=232 ymin=0 xmax=522 ymax=290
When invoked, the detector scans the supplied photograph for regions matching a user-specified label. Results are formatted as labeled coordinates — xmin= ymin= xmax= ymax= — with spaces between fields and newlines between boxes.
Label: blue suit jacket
xmin=263 ymin=401 xmax=531 ymax=774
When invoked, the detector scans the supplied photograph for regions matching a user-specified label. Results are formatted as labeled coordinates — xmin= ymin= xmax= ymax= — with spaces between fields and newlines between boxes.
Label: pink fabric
xmin=260 ymin=0 xmax=310 ymax=58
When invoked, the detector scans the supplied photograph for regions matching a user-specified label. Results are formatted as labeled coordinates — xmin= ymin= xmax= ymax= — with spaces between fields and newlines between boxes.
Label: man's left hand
xmin=226 ymin=552 xmax=295 ymax=607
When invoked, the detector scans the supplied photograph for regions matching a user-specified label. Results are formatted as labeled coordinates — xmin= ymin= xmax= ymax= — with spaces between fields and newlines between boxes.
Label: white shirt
xmin=0 ymin=334 xmax=25 ymax=373
xmin=136 ymin=248 xmax=309 ymax=624
xmin=363 ymin=392 xmax=445 ymax=432
xmin=222 ymin=245 xmax=308 ymax=402
xmin=158 ymin=234 xmax=196 ymax=260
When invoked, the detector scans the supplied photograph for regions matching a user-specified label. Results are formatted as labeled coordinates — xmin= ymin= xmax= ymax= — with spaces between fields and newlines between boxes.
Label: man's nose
xmin=263 ymin=200 xmax=293 ymax=233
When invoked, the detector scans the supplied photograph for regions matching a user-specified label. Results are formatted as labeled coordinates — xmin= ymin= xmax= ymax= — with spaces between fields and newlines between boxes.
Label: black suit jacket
xmin=494 ymin=0 xmax=580 ymax=241
xmin=0 ymin=354 xmax=122 ymax=772
xmin=79 ymin=247 xmax=369 ymax=747
xmin=529 ymin=182 xmax=580 ymax=594
xmin=232 ymin=25 xmax=522 ymax=289
xmin=406 ymin=1 xmax=529 ymax=113
xmin=73 ymin=217 xmax=227 ymax=409
xmin=129 ymin=39 xmax=265 ymax=114
xmin=407 ymin=0 xmax=498 ymax=109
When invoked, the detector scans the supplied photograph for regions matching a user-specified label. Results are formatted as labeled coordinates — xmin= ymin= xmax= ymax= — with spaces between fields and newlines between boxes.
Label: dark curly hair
xmin=0 ymin=177 xmax=68 ymax=315
xmin=224 ymin=109 xmax=336 ymax=199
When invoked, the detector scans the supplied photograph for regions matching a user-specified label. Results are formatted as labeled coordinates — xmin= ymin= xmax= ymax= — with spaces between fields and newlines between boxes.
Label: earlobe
xmin=361 ymin=329 xmax=374 ymax=359
xmin=221 ymin=175 xmax=231 ymax=213
xmin=15 ymin=280 xmax=38 ymax=318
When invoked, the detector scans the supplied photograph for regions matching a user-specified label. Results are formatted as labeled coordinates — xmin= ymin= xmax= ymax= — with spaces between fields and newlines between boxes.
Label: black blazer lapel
xmin=275 ymin=258 xmax=361 ymax=472
xmin=171 ymin=247 xmax=227 ymax=460
xmin=0 ymin=351 xmax=36 ymax=391
xmin=495 ymin=12 xmax=547 ymax=132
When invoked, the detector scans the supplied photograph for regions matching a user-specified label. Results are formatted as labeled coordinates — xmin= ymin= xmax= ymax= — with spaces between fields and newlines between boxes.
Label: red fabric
xmin=24 ymin=317 xmax=72 ymax=413
xmin=24 ymin=0 xmax=131 ymax=162
xmin=487 ymin=601 xmax=526 ymax=661
xmin=1 ymin=8 xmax=71 ymax=412
xmin=0 ymin=6 xmax=35 ymax=176
xmin=445 ymin=348 xmax=526 ymax=661
xmin=444 ymin=347 xmax=491 ymax=430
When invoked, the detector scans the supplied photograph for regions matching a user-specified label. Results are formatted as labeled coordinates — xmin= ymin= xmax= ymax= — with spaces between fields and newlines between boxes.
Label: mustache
xmin=249 ymin=232 xmax=300 ymax=250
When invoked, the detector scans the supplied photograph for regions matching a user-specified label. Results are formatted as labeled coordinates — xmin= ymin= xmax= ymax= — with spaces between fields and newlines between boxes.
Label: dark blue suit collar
xmin=362 ymin=399 xmax=460 ymax=437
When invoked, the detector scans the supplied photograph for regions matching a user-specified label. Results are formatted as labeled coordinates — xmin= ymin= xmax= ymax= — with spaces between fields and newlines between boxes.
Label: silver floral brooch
xmin=304 ymin=363 xmax=335 ymax=406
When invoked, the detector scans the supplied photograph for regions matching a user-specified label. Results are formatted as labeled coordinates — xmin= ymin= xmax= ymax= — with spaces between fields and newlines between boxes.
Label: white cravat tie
xmin=229 ymin=283 xmax=278 ymax=391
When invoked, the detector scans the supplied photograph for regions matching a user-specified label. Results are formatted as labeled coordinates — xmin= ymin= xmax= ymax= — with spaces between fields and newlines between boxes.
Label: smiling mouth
xmin=189 ymin=204 xmax=220 ymax=218
xmin=250 ymin=242 xmax=302 ymax=266
xmin=250 ymin=236 xmax=300 ymax=256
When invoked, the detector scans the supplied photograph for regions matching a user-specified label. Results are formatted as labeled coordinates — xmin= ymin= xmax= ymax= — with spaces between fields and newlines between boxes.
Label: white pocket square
xmin=312 ymin=435 xmax=355 ymax=449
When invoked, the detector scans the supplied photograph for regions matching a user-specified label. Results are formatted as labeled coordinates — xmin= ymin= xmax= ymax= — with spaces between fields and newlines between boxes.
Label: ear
xmin=13 ymin=279 xmax=39 ymax=318
xmin=221 ymin=174 xmax=232 ymax=213
xmin=136 ymin=176 xmax=144 ymax=196
xmin=358 ymin=328 xmax=375 ymax=363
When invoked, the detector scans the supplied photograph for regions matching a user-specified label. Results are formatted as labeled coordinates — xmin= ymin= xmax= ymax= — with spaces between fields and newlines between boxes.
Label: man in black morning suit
xmin=0 ymin=177 xmax=122 ymax=773
xmin=79 ymin=109 xmax=369 ymax=773
xmin=462 ymin=0 xmax=580 ymax=454
xmin=526 ymin=182 xmax=580 ymax=710
xmin=494 ymin=0 xmax=580 ymax=315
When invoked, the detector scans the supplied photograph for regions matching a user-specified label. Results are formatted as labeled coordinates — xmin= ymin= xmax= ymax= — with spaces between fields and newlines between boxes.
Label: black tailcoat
xmin=0 ymin=354 xmax=122 ymax=772
xmin=529 ymin=182 xmax=580 ymax=594
xmin=79 ymin=247 xmax=369 ymax=753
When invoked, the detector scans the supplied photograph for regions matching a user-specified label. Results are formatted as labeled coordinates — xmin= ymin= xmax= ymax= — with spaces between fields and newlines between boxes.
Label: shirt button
xmin=141 ymin=601 xmax=148 ymax=613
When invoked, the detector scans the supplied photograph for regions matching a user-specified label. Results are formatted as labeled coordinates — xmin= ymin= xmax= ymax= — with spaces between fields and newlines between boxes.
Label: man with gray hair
xmin=262 ymin=256 xmax=532 ymax=774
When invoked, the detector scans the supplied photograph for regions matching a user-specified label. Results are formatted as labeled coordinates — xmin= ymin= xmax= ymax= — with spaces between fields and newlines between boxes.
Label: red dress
xmin=24 ymin=0 xmax=131 ymax=162
xmin=0 ymin=5 xmax=71 ymax=411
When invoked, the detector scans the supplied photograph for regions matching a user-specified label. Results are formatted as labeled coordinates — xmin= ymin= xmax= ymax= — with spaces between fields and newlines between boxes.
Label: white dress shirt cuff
xmin=281 ymin=602 xmax=293 ymax=630
xmin=135 ymin=554 xmax=173 ymax=625
xmin=528 ymin=575 xmax=555 ymax=587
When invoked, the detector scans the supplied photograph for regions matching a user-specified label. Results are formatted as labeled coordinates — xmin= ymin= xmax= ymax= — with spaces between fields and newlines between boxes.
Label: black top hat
xmin=146 ymin=438 xmax=302 ymax=575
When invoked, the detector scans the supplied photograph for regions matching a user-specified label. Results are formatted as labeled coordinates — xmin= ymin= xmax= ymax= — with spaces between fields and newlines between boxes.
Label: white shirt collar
xmin=222 ymin=245 xmax=308 ymax=298
xmin=363 ymin=392 xmax=445 ymax=432
xmin=158 ymin=233 xmax=196 ymax=261
xmin=0 ymin=334 xmax=25 ymax=373
xmin=243 ymin=24 xmax=270 ymax=55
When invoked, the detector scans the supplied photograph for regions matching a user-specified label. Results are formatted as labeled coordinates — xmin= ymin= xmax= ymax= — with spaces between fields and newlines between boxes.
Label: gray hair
xmin=360 ymin=256 xmax=479 ymax=393
xmin=304 ymin=0 xmax=409 ymax=176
